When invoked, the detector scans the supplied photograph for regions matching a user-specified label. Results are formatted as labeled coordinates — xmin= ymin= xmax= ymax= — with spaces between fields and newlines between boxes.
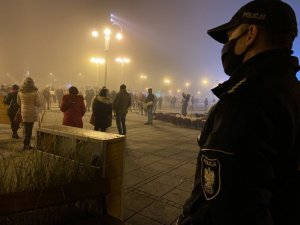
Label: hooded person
xmin=17 ymin=77 xmax=42 ymax=150
xmin=3 ymin=84 xmax=20 ymax=138
xmin=92 ymin=87 xmax=112 ymax=132
xmin=177 ymin=0 xmax=300 ymax=225
xmin=60 ymin=86 xmax=86 ymax=128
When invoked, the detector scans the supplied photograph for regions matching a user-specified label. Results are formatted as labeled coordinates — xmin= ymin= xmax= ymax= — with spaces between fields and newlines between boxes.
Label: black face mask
xmin=221 ymin=30 xmax=248 ymax=76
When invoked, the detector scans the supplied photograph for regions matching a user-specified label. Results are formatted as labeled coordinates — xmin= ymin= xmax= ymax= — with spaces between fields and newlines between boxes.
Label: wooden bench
xmin=0 ymin=178 xmax=124 ymax=225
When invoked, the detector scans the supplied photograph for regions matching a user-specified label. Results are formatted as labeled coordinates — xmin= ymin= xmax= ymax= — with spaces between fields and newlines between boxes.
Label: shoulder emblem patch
xmin=201 ymin=155 xmax=221 ymax=200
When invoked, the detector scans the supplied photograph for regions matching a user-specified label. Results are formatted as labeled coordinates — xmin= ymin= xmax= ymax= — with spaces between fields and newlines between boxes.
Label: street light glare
xmin=115 ymin=57 xmax=130 ymax=64
xmin=116 ymin=57 xmax=123 ymax=63
xmin=104 ymin=28 xmax=111 ymax=37
xmin=123 ymin=58 xmax=130 ymax=63
xmin=90 ymin=57 xmax=105 ymax=64
xmin=116 ymin=32 xmax=123 ymax=40
xmin=202 ymin=79 xmax=209 ymax=85
xmin=91 ymin=30 xmax=99 ymax=37
xmin=140 ymin=74 xmax=147 ymax=79
xmin=164 ymin=79 xmax=171 ymax=84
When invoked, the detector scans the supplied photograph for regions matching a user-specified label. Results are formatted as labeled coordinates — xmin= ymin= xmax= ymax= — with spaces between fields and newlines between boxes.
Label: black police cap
xmin=207 ymin=0 xmax=298 ymax=43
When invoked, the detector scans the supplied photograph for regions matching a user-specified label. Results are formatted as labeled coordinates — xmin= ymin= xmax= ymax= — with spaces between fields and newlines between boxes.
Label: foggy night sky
xmin=0 ymin=0 xmax=299 ymax=93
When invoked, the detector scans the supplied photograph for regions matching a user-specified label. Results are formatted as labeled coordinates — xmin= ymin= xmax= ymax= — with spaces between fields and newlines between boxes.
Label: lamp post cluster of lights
xmin=91 ymin=14 xmax=124 ymax=87
xmin=164 ymin=79 xmax=171 ymax=85
xmin=140 ymin=74 xmax=147 ymax=80
xmin=139 ymin=74 xmax=147 ymax=91
xmin=159 ymin=78 xmax=212 ymax=96
xmin=115 ymin=57 xmax=130 ymax=83
xmin=90 ymin=57 xmax=105 ymax=86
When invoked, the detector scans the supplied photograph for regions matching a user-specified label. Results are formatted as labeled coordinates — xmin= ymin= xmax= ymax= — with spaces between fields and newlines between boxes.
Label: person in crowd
xmin=55 ymin=87 xmax=64 ymax=107
xmin=42 ymin=86 xmax=51 ymax=110
xmin=170 ymin=96 xmax=174 ymax=108
xmin=158 ymin=96 xmax=163 ymax=109
xmin=171 ymin=96 xmax=177 ymax=108
xmin=17 ymin=77 xmax=42 ymax=150
xmin=138 ymin=92 xmax=146 ymax=115
xmin=92 ymin=87 xmax=112 ymax=132
xmin=177 ymin=1 xmax=300 ymax=225
xmin=109 ymin=89 xmax=117 ymax=102
xmin=144 ymin=88 xmax=155 ymax=125
xmin=181 ymin=93 xmax=190 ymax=116
xmin=129 ymin=92 xmax=134 ymax=112
xmin=85 ymin=88 xmax=95 ymax=111
xmin=0 ymin=85 xmax=7 ymax=97
xmin=203 ymin=97 xmax=209 ymax=111
xmin=113 ymin=84 xmax=131 ymax=135
xmin=153 ymin=94 xmax=158 ymax=113
xmin=50 ymin=86 xmax=56 ymax=104
xmin=60 ymin=86 xmax=85 ymax=128
xmin=189 ymin=96 xmax=194 ymax=111
xmin=3 ymin=84 xmax=20 ymax=138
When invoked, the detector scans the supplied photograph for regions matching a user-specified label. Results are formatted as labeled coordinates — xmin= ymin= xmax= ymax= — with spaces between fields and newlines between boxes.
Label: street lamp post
xmin=92 ymin=25 xmax=123 ymax=87
xmin=140 ymin=74 xmax=147 ymax=91
xmin=115 ymin=57 xmax=130 ymax=83
xmin=185 ymin=82 xmax=191 ymax=93
xmin=163 ymin=78 xmax=171 ymax=96
xmin=90 ymin=57 xmax=105 ymax=87
xmin=104 ymin=28 xmax=111 ymax=87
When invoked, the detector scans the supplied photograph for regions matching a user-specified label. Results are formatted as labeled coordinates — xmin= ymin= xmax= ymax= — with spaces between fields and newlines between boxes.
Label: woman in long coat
xmin=60 ymin=86 xmax=85 ymax=128
xmin=92 ymin=88 xmax=112 ymax=132
xmin=17 ymin=77 xmax=42 ymax=150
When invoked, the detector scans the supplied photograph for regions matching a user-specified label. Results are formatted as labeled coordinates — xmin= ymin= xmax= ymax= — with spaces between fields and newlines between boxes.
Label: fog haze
xmin=1 ymin=0 xmax=299 ymax=94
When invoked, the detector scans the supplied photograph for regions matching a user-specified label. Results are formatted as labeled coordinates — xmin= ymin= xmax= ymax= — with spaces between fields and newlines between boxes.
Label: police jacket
xmin=182 ymin=49 xmax=300 ymax=225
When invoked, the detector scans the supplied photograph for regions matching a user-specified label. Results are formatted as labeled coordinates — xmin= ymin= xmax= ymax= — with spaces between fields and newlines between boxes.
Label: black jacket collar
xmin=212 ymin=49 xmax=299 ymax=98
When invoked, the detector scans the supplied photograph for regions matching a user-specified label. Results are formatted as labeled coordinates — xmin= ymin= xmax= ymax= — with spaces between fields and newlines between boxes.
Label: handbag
xmin=89 ymin=112 xmax=95 ymax=125
xmin=14 ymin=108 xmax=22 ymax=124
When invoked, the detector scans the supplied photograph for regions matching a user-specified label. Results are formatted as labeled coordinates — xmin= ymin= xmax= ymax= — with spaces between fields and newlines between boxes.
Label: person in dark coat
xmin=55 ymin=87 xmax=64 ymax=107
xmin=3 ymin=84 xmax=20 ymax=138
xmin=85 ymin=88 xmax=95 ymax=111
xmin=177 ymin=1 xmax=300 ymax=225
xmin=92 ymin=88 xmax=112 ymax=132
xmin=113 ymin=84 xmax=131 ymax=135
xmin=181 ymin=93 xmax=190 ymax=116
xmin=60 ymin=86 xmax=85 ymax=128
xmin=42 ymin=86 xmax=51 ymax=110
xmin=144 ymin=88 xmax=155 ymax=125
xmin=203 ymin=97 xmax=209 ymax=111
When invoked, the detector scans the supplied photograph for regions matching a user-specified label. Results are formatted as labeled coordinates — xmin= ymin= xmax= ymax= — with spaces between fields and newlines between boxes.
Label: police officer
xmin=177 ymin=0 xmax=300 ymax=224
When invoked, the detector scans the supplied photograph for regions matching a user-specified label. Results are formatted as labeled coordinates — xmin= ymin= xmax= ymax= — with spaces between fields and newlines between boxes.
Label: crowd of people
xmin=2 ymin=79 xmax=170 ymax=146
xmin=1 ymin=78 xmax=214 ymax=150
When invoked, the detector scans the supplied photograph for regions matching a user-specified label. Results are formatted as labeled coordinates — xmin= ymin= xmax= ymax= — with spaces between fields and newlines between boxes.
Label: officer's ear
xmin=245 ymin=24 xmax=259 ymax=47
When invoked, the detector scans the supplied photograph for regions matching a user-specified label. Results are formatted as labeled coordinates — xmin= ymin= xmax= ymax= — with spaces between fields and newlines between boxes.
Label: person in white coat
xmin=17 ymin=77 xmax=42 ymax=150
